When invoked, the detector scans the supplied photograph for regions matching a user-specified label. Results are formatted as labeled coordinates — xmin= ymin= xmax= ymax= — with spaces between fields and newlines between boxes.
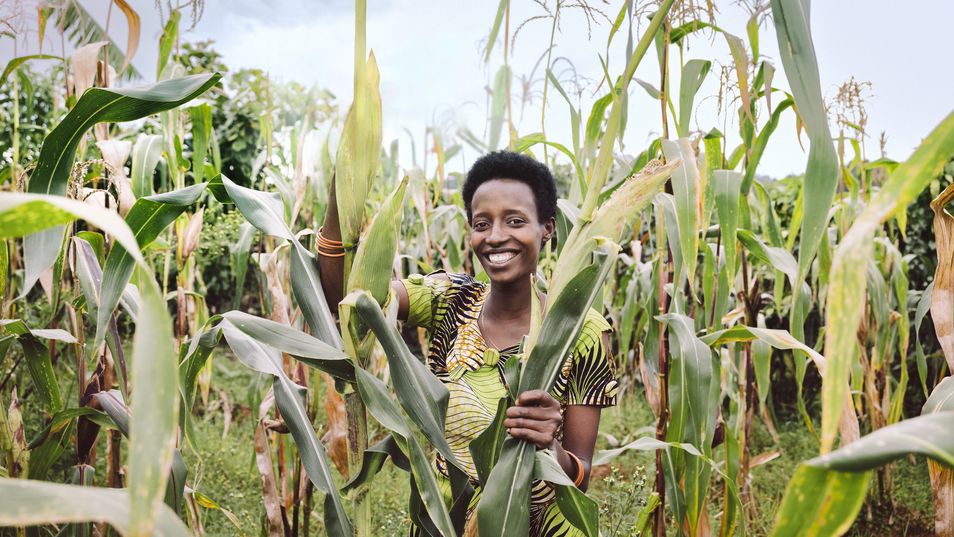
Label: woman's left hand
xmin=504 ymin=390 xmax=563 ymax=449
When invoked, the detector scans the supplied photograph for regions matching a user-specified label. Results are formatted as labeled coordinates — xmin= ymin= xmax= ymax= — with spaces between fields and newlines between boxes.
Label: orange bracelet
xmin=317 ymin=226 xmax=345 ymax=257
xmin=566 ymin=450 xmax=585 ymax=488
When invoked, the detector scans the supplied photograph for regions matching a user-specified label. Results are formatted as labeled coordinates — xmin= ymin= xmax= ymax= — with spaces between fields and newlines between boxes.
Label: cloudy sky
xmin=6 ymin=0 xmax=953 ymax=179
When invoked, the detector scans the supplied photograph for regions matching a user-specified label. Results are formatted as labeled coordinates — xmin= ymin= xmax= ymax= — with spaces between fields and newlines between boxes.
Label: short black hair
xmin=462 ymin=150 xmax=558 ymax=223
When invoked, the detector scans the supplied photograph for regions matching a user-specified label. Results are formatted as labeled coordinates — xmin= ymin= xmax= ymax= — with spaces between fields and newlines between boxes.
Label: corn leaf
xmin=219 ymin=318 xmax=352 ymax=537
xmin=533 ymin=451 xmax=599 ymax=537
xmin=335 ymin=52 xmax=382 ymax=248
xmin=0 ymin=319 xmax=73 ymax=414
xmin=581 ymin=0 xmax=675 ymax=218
xmin=130 ymin=134 xmax=163 ymax=197
xmin=0 ymin=194 xmax=140 ymax=265
xmin=22 ymin=73 xmax=219 ymax=296
xmin=348 ymin=291 xmax=456 ymax=464
xmin=820 ymin=111 xmax=954 ymax=452
xmin=354 ymin=367 xmax=456 ymax=537
xmin=0 ymin=479 xmax=189 ymax=536
xmin=219 ymin=311 xmax=354 ymax=383
xmin=931 ymin=181 xmax=954 ymax=370
xmin=221 ymin=175 xmax=342 ymax=348
xmin=347 ymin=176 xmax=408 ymax=305
xmin=677 ymin=59 xmax=711 ymax=137
xmin=125 ymin=268 xmax=179 ymax=535
xmin=769 ymin=465 xmax=869 ymax=537
xmin=95 ymin=183 xmax=208 ymax=349
xmin=663 ymin=139 xmax=702 ymax=290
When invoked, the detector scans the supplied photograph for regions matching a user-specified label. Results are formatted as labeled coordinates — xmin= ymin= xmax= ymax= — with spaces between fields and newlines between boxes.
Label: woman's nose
xmin=486 ymin=223 xmax=507 ymax=244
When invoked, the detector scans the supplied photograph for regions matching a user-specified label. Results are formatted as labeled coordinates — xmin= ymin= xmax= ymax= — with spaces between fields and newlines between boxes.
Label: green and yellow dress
xmin=401 ymin=272 xmax=618 ymax=536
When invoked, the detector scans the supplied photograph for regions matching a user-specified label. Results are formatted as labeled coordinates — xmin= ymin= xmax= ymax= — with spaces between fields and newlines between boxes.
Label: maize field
xmin=0 ymin=0 xmax=953 ymax=536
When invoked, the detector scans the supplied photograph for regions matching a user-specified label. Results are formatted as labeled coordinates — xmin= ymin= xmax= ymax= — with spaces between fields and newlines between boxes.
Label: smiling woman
xmin=318 ymin=150 xmax=618 ymax=535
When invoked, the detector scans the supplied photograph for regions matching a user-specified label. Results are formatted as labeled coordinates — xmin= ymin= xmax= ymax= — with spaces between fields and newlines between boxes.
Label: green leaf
xmin=769 ymin=465 xmax=869 ymax=537
xmin=737 ymin=229 xmax=797 ymax=287
xmin=219 ymin=311 xmax=354 ymax=382
xmin=677 ymin=59 xmax=711 ymax=137
xmin=96 ymin=183 xmax=209 ymax=350
xmin=127 ymin=268 xmax=179 ymax=536
xmin=131 ymin=134 xmax=164 ymax=198
xmin=354 ymin=367 xmax=456 ymax=537
xmin=469 ymin=397 xmax=507 ymax=486
xmin=914 ymin=282 xmax=934 ymax=397
xmin=341 ymin=435 xmax=409 ymax=493
xmin=713 ymin=170 xmax=742 ymax=280
xmin=820 ymin=111 xmax=954 ymax=452
xmin=22 ymin=73 xmax=220 ymax=295
xmin=742 ymin=99 xmax=794 ymax=193
xmin=0 ymin=479 xmax=190 ymax=536
xmin=347 ymin=176 xmax=408 ymax=305
xmin=189 ymin=104 xmax=212 ymax=184
xmin=0 ymin=319 xmax=72 ymax=414
xmin=662 ymin=139 xmax=701 ymax=290
xmin=483 ymin=0 xmax=509 ymax=62
xmin=0 ymin=194 xmax=141 ymax=266
xmin=1 ymin=54 xmax=61 ymax=88
xmin=512 ymin=133 xmax=586 ymax=197
xmin=221 ymin=175 xmax=342 ymax=348
xmin=810 ymin=412 xmax=954 ymax=471
xmin=582 ymin=0 xmax=675 ymax=219
xmin=924 ymin=376 xmax=954 ymax=415
xmin=335 ymin=52 xmax=383 ymax=248
xmin=218 ymin=319 xmax=352 ymax=536
xmin=770 ymin=0 xmax=838 ymax=295
xmin=533 ymin=451 xmax=599 ymax=537
xmin=348 ymin=291 xmax=455 ymax=464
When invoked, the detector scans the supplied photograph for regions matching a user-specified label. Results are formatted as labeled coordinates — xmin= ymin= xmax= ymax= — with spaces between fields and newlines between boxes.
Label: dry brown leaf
xmin=931 ymin=182 xmax=954 ymax=370
xmin=182 ymin=208 xmax=204 ymax=260
xmin=929 ymin=460 xmax=954 ymax=537
xmin=112 ymin=0 xmax=140 ymax=74
xmin=637 ymin=343 xmax=660 ymax=417
xmin=255 ymin=391 xmax=284 ymax=537
xmin=96 ymin=140 xmax=135 ymax=217
xmin=70 ymin=41 xmax=108 ymax=98
xmin=749 ymin=450 xmax=781 ymax=469
xmin=320 ymin=373 xmax=350 ymax=478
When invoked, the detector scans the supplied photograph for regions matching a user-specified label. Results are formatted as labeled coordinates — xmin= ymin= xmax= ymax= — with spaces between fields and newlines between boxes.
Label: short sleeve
xmin=400 ymin=272 xmax=454 ymax=330
xmin=566 ymin=310 xmax=618 ymax=407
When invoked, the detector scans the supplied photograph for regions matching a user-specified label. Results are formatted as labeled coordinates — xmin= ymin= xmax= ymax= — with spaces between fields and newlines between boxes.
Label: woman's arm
xmin=317 ymin=181 xmax=346 ymax=309
xmin=503 ymin=391 xmax=601 ymax=491
xmin=317 ymin=181 xmax=415 ymax=321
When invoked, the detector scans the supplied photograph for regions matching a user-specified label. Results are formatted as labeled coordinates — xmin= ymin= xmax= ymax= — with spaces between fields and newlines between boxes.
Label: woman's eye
xmin=508 ymin=218 xmax=525 ymax=226
xmin=473 ymin=222 xmax=488 ymax=231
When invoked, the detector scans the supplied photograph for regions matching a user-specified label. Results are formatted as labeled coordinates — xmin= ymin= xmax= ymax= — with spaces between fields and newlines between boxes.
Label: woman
xmin=318 ymin=151 xmax=618 ymax=535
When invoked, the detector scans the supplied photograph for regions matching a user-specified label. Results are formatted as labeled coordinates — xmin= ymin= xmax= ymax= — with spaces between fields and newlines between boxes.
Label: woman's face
xmin=470 ymin=179 xmax=555 ymax=286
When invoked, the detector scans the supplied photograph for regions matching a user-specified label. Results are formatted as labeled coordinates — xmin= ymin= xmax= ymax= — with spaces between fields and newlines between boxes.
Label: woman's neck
xmin=483 ymin=276 xmax=533 ymax=322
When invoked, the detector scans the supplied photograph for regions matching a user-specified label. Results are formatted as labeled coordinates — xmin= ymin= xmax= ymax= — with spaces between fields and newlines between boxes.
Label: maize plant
xmin=0 ymin=1 xmax=953 ymax=536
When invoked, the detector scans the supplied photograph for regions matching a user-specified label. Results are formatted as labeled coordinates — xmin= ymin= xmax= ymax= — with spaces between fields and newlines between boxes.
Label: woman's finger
xmin=504 ymin=417 xmax=557 ymax=432
xmin=507 ymin=427 xmax=550 ymax=448
xmin=515 ymin=389 xmax=558 ymax=407
xmin=506 ymin=405 xmax=558 ymax=421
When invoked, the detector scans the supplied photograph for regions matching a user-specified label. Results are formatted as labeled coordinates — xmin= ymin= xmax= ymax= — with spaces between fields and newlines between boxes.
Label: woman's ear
xmin=543 ymin=217 xmax=556 ymax=242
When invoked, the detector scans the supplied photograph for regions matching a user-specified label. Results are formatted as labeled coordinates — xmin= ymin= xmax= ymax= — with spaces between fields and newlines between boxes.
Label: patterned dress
xmin=401 ymin=272 xmax=619 ymax=536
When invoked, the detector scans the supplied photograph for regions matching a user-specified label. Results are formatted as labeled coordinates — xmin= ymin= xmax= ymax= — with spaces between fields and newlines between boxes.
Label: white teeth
xmin=488 ymin=252 xmax=517 ymax=264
